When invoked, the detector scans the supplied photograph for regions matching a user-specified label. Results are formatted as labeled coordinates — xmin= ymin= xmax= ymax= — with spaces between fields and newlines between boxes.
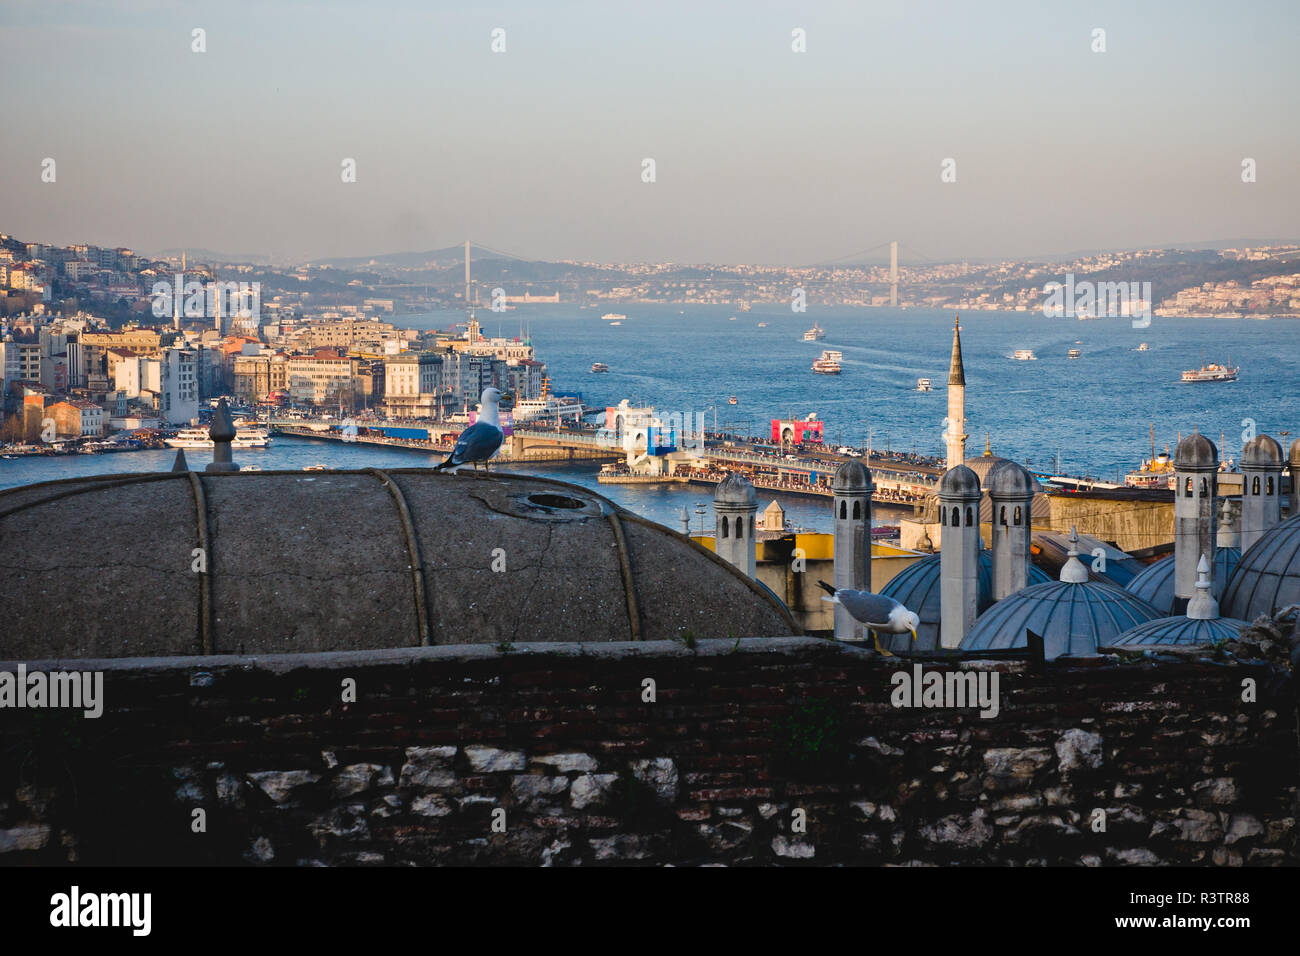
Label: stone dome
xmin=1103 ymin=614 xmax=1248 ymax=650
xmin=714 ymin=471 xmax=757 ymax=506
xmin=960 ymin=580 xmax=1162 ymax=659
xmin=0 ymin=469 xmax=798 ymax=659
xmin=987 ymin=460 xmax=1035 ymax=498
xmin=1242 ymin=434 xmax=1283 ymax=467
xmin=964 ymin=452 xmax=1043 ymax=493
xmin=878 ymin=550 xmax=1050 ymax=652
xmin=1290 ymin=438 xmax=1300 ymax=471
xmin=1123 ymin=547 xmax=1241 ymax=615
xmin=1174 ymin=433 xmax=1217 ymax=470
xmin=831 ymin=459 xmax=872 ymax=492
xmin=939 ymin=464 xmax=981 ymax=498
xmin=1222 ymin=511 xmax=1300 ymax=621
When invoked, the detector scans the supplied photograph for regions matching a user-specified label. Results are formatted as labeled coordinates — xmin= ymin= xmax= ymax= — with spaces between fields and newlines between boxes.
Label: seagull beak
xmin=910 ymin=628 xmax=918 ymax=642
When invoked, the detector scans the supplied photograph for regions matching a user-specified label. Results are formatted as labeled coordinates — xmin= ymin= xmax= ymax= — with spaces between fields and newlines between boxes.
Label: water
xmin=4 ymin=306 xmax=1296 ymax=533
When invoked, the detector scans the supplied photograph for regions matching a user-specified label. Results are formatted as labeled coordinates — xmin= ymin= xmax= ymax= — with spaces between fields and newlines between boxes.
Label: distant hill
xmin=316 ymin=245 xmax=512 ymax=273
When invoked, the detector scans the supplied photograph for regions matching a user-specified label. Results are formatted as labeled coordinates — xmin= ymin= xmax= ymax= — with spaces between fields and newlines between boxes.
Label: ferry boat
xmin=1067 ymin=348 xmax=1081 ymax=359
xmin=811 ymin=350 xmax=842 ymax=375
xmin=1136 ymin=342 xmax=1150 ymax=351
xmin=916 ymin=378 xmax=932 ymax=392
xmin=1181 ymin=361 xmax=1238 ymax=383
xmin=304 ymin=464 xmax=326 ymax=472
xmin=601 ymin=313 xmax=627 ymax=321
xmin=590 ymin=362 xmax=609 ymax=373
xmin=608 ymin=320 xmax=622 ymax=326
xmin=1012 ymin=349 xmax=1037 ymax=361
xmin=803 ymin=322 xmax=826 ymax=341
xmin=756 ymin=322 xmax=768 ymax=327
xmin=510 ymin=379 xmax=586 ymax=423
xmin=165 ymin=426 xmax=271 ymax=449
xmin=728 ymin=396 xmax=738 ymax=405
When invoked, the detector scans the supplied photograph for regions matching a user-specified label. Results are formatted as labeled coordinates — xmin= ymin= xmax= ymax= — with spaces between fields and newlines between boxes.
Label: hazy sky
xmin=2 ymin=0 xmax=1297 ymax=264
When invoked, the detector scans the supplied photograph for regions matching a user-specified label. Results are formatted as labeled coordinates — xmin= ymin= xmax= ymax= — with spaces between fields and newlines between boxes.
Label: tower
xmin=1290 ymin=439 xmax=1300 ymax=516
xmin=945 ymin=315 xmax=967 ymax=470
xmin=938 ymin=464 xmax=981 ymax=647
xmin=988 ymin=460 xmax=1034 ymax=600
xmin=713 ymin=472 xmax=757 ymax=579
xmin=1240 ymin=434 xmax=1283 ymax=552
xmin=831 ymin=460 xmax=873 ymax=641
xmin=1172 ymin=433 xmax=1217 ymax=614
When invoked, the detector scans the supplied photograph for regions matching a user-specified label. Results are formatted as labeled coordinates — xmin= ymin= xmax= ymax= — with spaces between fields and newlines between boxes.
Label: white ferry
xmin=1136 ymin=342 xmax=1150 ymax=351
xmin=1181 ymin=361 xmax=1238 ymax=383
xmin=590 ymin=362 xmax=609 ymax=373
xmin=811 ymin=350 xmax=842 ymax=375
xmin=601 ymin=313 xmax=627 ymax=321
xmin=803 ymin=322 xmax=826 ymax=341
xmin=1067 ymin=348 xmax=1081 ymax=359
xmin=1012 ymin=349 xmax=1037 ymax=361
xmin=916 ymin=378 xmax=933 ymax=392
xmin=510 ymin=393 xmax=586 ymax=423
xmin=166 ymin=426 xmax=271 ymax=449
xmin=608 ymin=320 xmax=622 ymax=326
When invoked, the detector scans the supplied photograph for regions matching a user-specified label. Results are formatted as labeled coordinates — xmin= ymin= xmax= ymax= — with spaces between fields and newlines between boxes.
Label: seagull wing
xmin=836 ymin=590 xmax=903 ymax=628
xmin=446 ymin=421 xmax=503 ymax=465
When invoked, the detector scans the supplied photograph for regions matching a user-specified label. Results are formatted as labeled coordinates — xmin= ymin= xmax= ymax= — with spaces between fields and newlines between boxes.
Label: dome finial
xmin=1186 ymin=553 xmax=1220 ymax=619
xmin=984 ymin=433 xmax=991 ymax=456
xmin=1060 ymin=526 xmax=1089 ymax=583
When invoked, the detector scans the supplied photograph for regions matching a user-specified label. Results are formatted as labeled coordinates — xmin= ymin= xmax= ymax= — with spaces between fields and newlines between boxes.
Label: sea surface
xmin=3 ymin=306 xmax=1296 ymax=533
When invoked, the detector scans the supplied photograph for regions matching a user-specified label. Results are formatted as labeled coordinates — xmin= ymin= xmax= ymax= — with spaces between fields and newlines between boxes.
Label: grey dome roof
xmin=960 ymin=580 xmax=1162 ymax=659
xmin=831 ymin=459 xmax=872 ymax=492
xmin=1290 ymin=438 xmax=1300 ymax=470
xmin=939 ymin=464 xmax=981 ymax=498
xmin=987 ymin=460 xmax=1035 ymax=497
xmin=715 ymin=471 xmax=757 ymax=505
xmin=964 ymin=453 xmax=1043 ymax=493
xmin=1222 ymin=511 xmax=1300 ymax=621
xmin=1174 ymin=433 xmax=1217 ymax=470
xmin=878 ymin=550 xmax=1050 ymax=652
xmin=1103 ymin=614 xmax=1248 ymax=649
xmin=1123 ymin=547 xmax=1241 ymax=615
xmin=0 ymin=469 xmax=797 ymax=659
xmin=1242 ymin=435 xmax=1283 ymax=467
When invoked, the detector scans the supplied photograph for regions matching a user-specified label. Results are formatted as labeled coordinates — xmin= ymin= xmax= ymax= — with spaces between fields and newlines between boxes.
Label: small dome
xmin=964 ymin=453 xmax=1043 ymax=493
xmin=1124 ymin=547 xmax=1240 ymax=615
xmin=1242 ymin=434 xmax=1283 ymax=468
xmin=1104 ymin=615 xmax=1248 ymax=649
xmin=715 ymin=471 xmax=757 ymax=505
xmin=987 ymin=460 xmax=1035 ymax=497
xmin=878 ymin=550 xmax=1050 ymax=652
xmin=960 ymin=580 xmax=1162 ymax=659
xmin=1290 ymin=438 xmax=1300 ymax=470
xmin=1174 ymin=433 xmax=1217 ymax=470
xmin=831 ymin=459 xmax=872 ymax=492
xmin=1222 ymin=511 xmax=1300 ymax=620
xmin=939 ymin=464 xmax=981 ymax=498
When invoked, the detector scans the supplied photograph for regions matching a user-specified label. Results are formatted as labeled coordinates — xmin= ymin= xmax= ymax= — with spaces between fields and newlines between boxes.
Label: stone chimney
xmin=206 ymin=397 xmax=239 ymax=473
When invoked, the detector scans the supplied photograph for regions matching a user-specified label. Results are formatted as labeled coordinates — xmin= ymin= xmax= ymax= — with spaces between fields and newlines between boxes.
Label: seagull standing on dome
xmin=817 ymin=580 xmax=919 ymax=656
xmin=435 ymin=387 xmax=504 ymax=474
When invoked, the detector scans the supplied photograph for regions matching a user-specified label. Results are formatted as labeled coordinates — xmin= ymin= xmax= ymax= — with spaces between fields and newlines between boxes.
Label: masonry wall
xmin=1 ymin=638 xmax=1295 ymax=866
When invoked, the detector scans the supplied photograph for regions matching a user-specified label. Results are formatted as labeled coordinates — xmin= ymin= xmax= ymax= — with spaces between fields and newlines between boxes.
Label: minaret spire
xmin=944 ymin=315 xmax=968 ymax=469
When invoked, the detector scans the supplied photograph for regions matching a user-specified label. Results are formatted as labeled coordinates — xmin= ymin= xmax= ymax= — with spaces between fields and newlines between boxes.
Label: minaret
xmin=1172 ymin=433 xmax=1218 ymax=614
xmin=831 ymin=460 xmax=873 ymax=641
xmin=938 ymin=463 xmax=981 ymax=647
xmin=988 ymin=460 xmax=1034 ymax=600
xmin=1241 ymin=434 xmax=1283 ymax=552
xmin=713 ymin=472 xmax=757 ymax=579
xmin=945 ymin=315 xmax=967 ymax=470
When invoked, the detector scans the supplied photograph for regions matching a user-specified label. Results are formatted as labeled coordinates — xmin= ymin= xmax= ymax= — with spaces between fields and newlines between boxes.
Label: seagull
xmin=817 ymin=580 xmax=919 ymax=656
xmin=434 ymin=387 xmax=504 ymax=474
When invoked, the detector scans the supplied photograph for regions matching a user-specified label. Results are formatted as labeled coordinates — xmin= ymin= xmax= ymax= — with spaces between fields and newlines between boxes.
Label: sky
xmin=2 ymin=0 xmax=1297 ymax=265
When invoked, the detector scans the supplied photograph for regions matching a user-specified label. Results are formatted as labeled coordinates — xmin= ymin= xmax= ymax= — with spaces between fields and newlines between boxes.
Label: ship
xmin=803 ymin=322 xmax=826 ymax=341
xmin=916 ymin=378 xmax=932 ymax=392
xmin=1067 ymin=348 xmax=1081 ymax=359
xmin=601 ymin=313 xmax=627 ymax=321
xmin=1012 ymin=349 xmax=1037 ymax=361
xmin=1125 ymin=427 xmax=1176 ymax=489
xmin=756 ymin=322 xmax=768 ymax=327
xmin=590 ymin=362 xmax=609 ymax=373
xmin=165 ymin=426 xmax=271 ymax=449
xmin=728 ymin=396 xmax=738 ymax=405
xmin=1181 ymin=360 xmax=1238 ymax=383
xmin=511 ymin=378 xmax=586 ymax=423
xmin=1136 ymin=342 xmax=1150 ymax=351
xmin=608 ymin=320 xmax=622 ymax=326
xmin=811 ymin=350 xmax=842 ymax=374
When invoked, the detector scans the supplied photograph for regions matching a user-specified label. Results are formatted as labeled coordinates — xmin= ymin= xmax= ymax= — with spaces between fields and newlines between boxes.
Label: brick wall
xmin=1 ymin=638 xmax=1295 ymax=865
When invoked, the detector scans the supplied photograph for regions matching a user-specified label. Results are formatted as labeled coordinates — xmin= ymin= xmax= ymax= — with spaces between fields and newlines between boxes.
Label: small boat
xmin=756 ymin=322 xmax=768 ymax=327
xmin=304 ymin=464 xmax=326 ymax=471
xmin=1012 ymin=349 xmax=1037 ymax=361
xmin=1067 ymin=348 xmax=1081 ymax=359
xmin=728 ymin=396 xmax=738 ymax=405
xmin=916 ymin=378 xmax=932 ymax=392
xmin=1136 ymin=342 xmax=1150 ymax=351
xmin=240 ymin=464 xmax=263 ymax=472
xmin=729 ymin=316 xmax=736 ymax=321
xmin=803 ymin=322 xmax=826 ymax=341
xmin=812 ymin=350 xmax=842 ymax=375
xmin=608 ymin=321 xmax=622 ymax=326
xmin=601 ymin=313 xmax=626 ymax=321
xmin=590 ymin=362 xmax=610 ymax=373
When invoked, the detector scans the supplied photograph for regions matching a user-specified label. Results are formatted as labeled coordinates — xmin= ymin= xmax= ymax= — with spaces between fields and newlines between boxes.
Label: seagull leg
xmin=871 ymin=629 xmax=894 ymax=657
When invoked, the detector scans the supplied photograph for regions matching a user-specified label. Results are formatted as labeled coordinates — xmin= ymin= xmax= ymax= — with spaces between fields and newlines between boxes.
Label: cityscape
xmin=1 ymin=0 xmax=1298 ymax=922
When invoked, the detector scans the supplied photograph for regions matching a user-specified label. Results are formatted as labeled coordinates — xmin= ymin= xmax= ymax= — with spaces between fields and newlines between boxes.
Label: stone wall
xmin=1 ymin=638 xmax=1295 ymax=866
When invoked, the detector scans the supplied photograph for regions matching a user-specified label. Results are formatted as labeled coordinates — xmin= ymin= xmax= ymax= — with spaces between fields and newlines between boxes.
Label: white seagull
xmin=818 ymin=580 xmax=919 ymax=656
xmin=435 ymin=387 xmax=504 ymax=474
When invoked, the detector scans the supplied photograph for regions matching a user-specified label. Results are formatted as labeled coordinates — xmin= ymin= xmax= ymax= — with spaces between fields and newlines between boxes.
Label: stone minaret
xmin=1186 ymin=553 xmax=1220 ymax=620
xmin=1241 ymin=435 xmax=1284 ymax=552
xmin=713 ymin=472 xmax=757 ymax=579
xmin=939 ymin=463 xmax=981 ymax=648
xmin=831 ymin=460 xmax=873 ymax=641
xmin=1172 ymin=433 xmax=1217 ymax=614
xmin=988 ymin=460 xmax=1034 ymax=600
xmin=945 ymin=315 xmax=968 ymax=470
